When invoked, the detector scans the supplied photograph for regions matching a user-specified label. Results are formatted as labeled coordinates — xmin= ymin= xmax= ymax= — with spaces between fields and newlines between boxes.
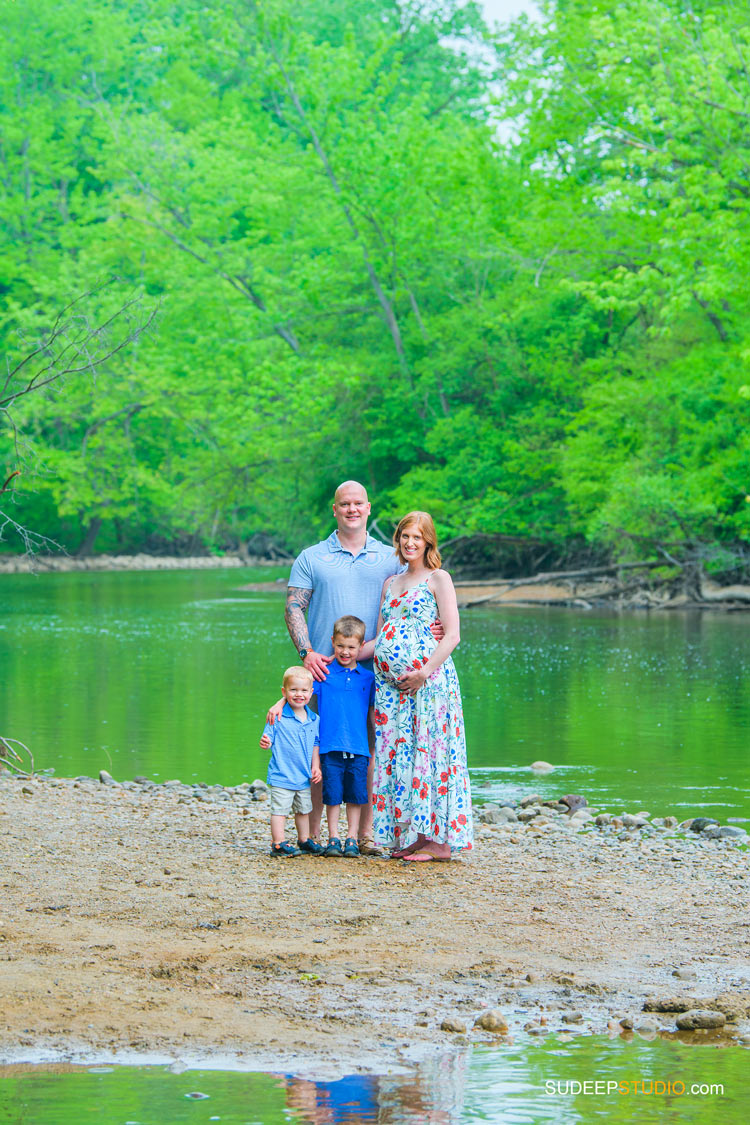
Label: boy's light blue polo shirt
xmin=263 ymin=703 xmax=319 ymax=790
xmin=313 ymin=661 xmax=375 ymax=757
xmin=288 ymin=531 xmax=402 ymax=656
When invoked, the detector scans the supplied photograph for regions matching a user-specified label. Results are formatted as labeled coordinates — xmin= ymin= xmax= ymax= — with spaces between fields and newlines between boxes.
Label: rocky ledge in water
xmin=1 ymin=771 xmax=749 ymax=1072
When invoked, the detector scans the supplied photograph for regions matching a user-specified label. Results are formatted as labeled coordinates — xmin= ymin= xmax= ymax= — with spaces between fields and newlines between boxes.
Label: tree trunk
xmin=76 ymin=517 xmax=102 ymax=557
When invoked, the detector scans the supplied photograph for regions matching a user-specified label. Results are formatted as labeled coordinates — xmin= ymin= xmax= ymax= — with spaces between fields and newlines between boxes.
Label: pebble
xmin=474 ymin=1009 xmax=508 ymax=1033
xmin=440 ymin=1017 xmax=467 ymax=1033
xmin=562 ymin=1012 xmax=583 ymax=1024
xmin=675 ymin=1010 xmax=726 ymax=1030
xmin=672 ymin=967 xmax=697 ymax=980
xmin=719 ymin=826 xmax=748 ymax=839
xmin=530 ymin=761 xmax=554 ymax=773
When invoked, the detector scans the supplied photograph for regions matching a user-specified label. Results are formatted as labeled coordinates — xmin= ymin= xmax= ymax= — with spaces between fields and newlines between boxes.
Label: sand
xmin=1 ymin=774 xmax=749 ymax=1075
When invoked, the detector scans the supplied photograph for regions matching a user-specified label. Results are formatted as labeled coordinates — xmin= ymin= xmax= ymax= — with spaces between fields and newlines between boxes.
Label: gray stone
xmin=474 ymin=1009 xmax=508 ymax=1033
xmin=595 ymin=813 xmax=612 ymax=826
xmin=560 ymin=794 xmax=588 ymax=813
xmin=675 ymin=1009 xmax=726 ymax=1030
xmin=662 ymin=816 xmax=679 ymax=828
xmin=619 ymin=1016 xmax=633 ymax=1029
xmin=99 ymin=769 xmax=115 ymax=785
xmin=702 ymin=825 xmax=721 ymax=839
xmin=518 ymin=807 xmax=542 ymax=822
xmin=519 ymin=794 xmax=543 ymax=808
xmin=440 ymin=1016 xmax=467 ymax=1033
xmin=481 ymin=807 xmax=516 ymax=825
xmin=719 ymin=825 xmax=748 ymax=839
xmin=643 ymin=997 xmax=696 ymax=1013
xmin=635 ymin=1019 xmax=659 ymax=1034
xmin=622 ymin=814 xmax=648 ymax=829
xmin=250 ymin=779 xmax=268 ymax=791
xmin=672 ymin=967 xmax=697 ymax=981
xmin=689 ymin=817 xmax=719 ymax=833
xmin=562 ymin=1012 xmax=583 ymax=1024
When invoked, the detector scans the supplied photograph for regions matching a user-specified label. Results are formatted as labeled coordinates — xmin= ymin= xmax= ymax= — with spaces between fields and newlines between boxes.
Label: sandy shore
xmin=1 ymin=773 xmax=749 ymax=1075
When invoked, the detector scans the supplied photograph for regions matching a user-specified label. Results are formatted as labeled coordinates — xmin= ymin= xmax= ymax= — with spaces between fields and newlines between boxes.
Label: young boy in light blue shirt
xmin=259 ymin=666 xmax=324 ymax=858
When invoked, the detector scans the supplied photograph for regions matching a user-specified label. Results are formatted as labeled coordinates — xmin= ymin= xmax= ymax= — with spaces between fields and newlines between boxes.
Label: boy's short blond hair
xmin=282 ymin=665 xmax=313 ymax=688
xmin=332 ymin=614 xmax=366 ymax=642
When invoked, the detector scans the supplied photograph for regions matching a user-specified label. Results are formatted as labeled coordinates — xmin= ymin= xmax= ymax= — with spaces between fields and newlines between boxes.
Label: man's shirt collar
xmin=327 ymin=530 xmax=379 ymax=557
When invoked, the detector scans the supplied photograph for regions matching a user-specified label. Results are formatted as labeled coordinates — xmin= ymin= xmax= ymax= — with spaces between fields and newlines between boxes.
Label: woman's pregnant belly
xmin=374 ymin=621 xmax=433 ymax=686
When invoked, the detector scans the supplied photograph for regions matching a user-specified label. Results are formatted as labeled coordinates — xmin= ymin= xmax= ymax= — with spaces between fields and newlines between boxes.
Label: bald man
xmin=285 ymin=481 xmax=402 ymax=682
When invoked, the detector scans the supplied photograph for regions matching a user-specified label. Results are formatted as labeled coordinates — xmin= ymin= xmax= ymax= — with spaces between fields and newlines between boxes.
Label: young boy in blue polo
xmin=314 ymin=615 xmax=375 ymax=858
xmin=259 ymin=666 xmax=324 ymax=858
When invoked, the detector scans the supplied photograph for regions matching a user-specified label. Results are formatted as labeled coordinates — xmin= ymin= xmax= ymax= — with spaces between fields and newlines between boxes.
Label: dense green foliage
xmin=1 ymin=0 xmax=748 ymax=558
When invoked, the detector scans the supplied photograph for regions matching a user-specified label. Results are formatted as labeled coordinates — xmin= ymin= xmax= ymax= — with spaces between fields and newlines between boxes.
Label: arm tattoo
xmin=285 ymin=586 xmax=313 ymax=652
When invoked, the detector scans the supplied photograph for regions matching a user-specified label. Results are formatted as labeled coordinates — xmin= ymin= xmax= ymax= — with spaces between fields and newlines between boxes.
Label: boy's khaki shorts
xmin=269 ymin=785 xmax=312 ymax=816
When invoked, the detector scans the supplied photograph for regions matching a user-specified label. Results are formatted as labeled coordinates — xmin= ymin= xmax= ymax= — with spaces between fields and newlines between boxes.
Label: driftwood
xmin=456 ymin=557 xmax=750 ymax=612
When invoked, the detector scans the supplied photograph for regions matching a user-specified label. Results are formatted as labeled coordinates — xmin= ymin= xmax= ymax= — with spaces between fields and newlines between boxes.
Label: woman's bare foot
xmin=402 ymin=841 xmax=451 ymax=862
xmin=391 ymin=833 xmax=428 ymax=859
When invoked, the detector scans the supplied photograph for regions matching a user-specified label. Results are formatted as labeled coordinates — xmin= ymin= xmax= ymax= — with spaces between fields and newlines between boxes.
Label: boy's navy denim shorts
xmin=321 ymin=751 xmax=369 ymax=806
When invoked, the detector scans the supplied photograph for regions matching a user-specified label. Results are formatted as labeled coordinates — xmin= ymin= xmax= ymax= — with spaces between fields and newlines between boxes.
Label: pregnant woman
xmin=372 ymin=511 xmax=473 ymax=861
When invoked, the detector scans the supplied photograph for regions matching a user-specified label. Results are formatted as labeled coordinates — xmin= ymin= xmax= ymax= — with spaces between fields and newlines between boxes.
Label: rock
xmin=643 ymin=997 xmax=696 ymax=1013
xmin=530 ymin=761 xmax=554 ymax=773
xmin=21 ymin=786 xmax=35 ymax=797
xmin=524 ymin=1022 xmax=548 ymax=1035
xmin=99 ymin=769 xmax=115 ymax=784
xmin=560 ymin=794 xmax=587 ymax=814
xmin=133 ymin=776 xmax=151 ymax=785
xmin=570 ymin=809 xmax=593 ymax=822
xmin=719 ymin=825 xmax=748 ymax=839
xmin=474 ymin=1009 xmax=508 ymax=1033
xmin=253 ymin=790 xmax=268 ymax=802
xmin=519 ymin=794 xmax=543 ymax=808
xmin=622 ymin=814 xmax=647 ymax=829
xmin=702 ymin=825 xmax=721 ymax=839
xmin=662 ymin=816 xmax=678 ymax=828
xmin=689 ymin=817 xmax=719 ymax=834
xmin=635 ymin=1019 xmax=659 ymax=1034
xmin=619 ymin=1016 xmax=633 ymax=1029
xmin=672 ymin=967 xmax=697 ymax=981
xmin=250 ymin=779 xmax=268 ymax=792
xmin=518 ymin=807 xmax=542 ymax=822
xmin=440 ymin=1016 xmax=467 ymax=1033
xmin=562 ymin=1012 xmax=583 ymax=1024
xmin=675 ymin=1009 xmax=726 ymax=1030
xmin=481 ymin=807 xmax=517 ymax=825
xmin=595 ymin=813 xmax=612 ymax=826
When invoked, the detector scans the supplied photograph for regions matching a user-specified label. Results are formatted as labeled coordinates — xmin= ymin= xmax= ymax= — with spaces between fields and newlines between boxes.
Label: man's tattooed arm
xmin=285 ymin=586 xmax=313 ymax=654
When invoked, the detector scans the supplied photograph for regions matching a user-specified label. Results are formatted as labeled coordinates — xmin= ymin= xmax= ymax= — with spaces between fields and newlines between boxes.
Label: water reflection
xmin=3 ymin=1037 xmax=746 ymax=1124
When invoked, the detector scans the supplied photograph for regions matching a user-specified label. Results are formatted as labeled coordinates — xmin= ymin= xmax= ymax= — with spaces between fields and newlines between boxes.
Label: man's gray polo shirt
xmin=288 ymin=530 xmax=402 ymax=655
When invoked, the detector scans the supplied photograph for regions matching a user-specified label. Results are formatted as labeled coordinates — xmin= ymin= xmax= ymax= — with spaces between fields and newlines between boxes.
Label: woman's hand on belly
xmin=396 ymin=666 xmax=428 ymax=695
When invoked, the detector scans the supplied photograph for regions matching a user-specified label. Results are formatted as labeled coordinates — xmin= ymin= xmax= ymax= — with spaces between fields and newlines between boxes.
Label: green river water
xmin=1 ymin=567 xmax=748 ymax=1122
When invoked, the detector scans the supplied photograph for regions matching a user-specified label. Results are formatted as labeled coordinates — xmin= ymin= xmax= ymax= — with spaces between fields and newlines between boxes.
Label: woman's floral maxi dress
xmin=372 ymin=579 xmax=473 ymax=852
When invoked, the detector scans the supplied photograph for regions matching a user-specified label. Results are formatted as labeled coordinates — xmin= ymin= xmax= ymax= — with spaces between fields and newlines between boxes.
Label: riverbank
xmin=2 ymin=552 xmax=749 ymax=609
xmin=0 ymin=554 xmax=281 ymax=574
xmin=2 ymin=772 xmax=749 ymax=1073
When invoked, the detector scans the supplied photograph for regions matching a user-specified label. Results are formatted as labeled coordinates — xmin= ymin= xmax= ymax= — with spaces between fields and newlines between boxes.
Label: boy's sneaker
xmin=343 ymin=837 xmax=360 ymax=858
xmin=324 ymin=837 xmax=343 ymax=857
xmin=357 ymin=835 xmax=385 ymax=857
xmin=298 ymin=837 xmax=325 ymax=856
xmin=270 ymin=841 xmax=300 ymax=858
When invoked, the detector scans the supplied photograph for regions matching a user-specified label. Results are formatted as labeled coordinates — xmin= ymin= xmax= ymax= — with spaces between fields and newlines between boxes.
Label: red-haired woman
xmin=370 ymin=512 xmax=473 ymax=860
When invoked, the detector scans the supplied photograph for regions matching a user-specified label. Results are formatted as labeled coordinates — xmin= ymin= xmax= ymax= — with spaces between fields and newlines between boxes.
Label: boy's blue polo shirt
xmin=313 ymin=661 xmax=374 ymax=757
xmin=263 ymin=703 xmax=319 ymax=790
